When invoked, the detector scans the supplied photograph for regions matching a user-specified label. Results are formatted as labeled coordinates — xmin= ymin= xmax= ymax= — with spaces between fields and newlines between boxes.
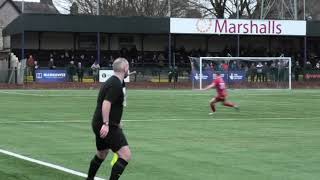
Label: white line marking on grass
xmin=124 ymin=117 xmax=319 ymax=121
xmin=0 ymin=91 xmax=96 ymax=97
xmin=0 ymin=91 xmax=208 ymax=97
xmin=2 ymin=90 xmax=316 ymax=98
xmin=0 ymin=117 xmax=319 ymax=124
xmin=0 ymin=91 xmax=46 ymax=96
xmin=0 ymin=149 xmax=105 ymax=180
xmin=0 ymin=120 xmax=87 ymax=124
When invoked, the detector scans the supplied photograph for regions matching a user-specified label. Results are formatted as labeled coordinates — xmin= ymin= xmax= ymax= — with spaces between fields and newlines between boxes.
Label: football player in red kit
xmin=203 ymin=73 xmax=239 ymax=115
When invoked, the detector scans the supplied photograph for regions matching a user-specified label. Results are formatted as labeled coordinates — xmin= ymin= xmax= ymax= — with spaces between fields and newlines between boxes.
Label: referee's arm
xmin=100 ymin=100 xmax=111 ymax=138
xmin=102 ymin=100 xmax=111 ymax=125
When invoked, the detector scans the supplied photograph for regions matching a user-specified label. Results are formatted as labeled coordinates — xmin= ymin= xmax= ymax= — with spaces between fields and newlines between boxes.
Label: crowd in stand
xmin=18 ymin=45 xmax=320 ymax=82
xmin=198 ymin=60 xmax=292 ymax=82
xmin=18 ymin=46 xmax=320 ymax=69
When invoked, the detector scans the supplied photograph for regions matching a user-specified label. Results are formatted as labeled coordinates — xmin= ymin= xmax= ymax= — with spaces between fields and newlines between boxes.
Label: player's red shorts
xmin=215 ymin=94 xmax=227 ymax=102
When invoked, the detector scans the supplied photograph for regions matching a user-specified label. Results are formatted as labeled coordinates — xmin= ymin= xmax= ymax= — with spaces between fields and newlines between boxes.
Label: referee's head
xmin=113 ymin=58 xmax=129 ymax=78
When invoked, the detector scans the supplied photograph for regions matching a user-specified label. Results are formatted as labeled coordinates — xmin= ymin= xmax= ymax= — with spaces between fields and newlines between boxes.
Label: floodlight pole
xmin=21 ymin=0 xmax=25 ymax=61
xmin=236 ymin=0 xmax=239 ymax=19
xmin=303 ymin=0 xmax=307 ymax=64
xmin=260 ymin=0 xmax=264 ymax=19
xmin=199 ymin=57 xmax=202 ymax=90
xmin=97 ymin=0 xmax=100 ymax=64
xmin=303 ymin=0 xmax=306 ymax=20
xmin=168 ymin=0 xmax=172 ymax=67
xmin=168 ymin=0 xmax=171 ymax=17
xmin=236 ymin=0 xmax=240 ymax=57
xmin=293 ymin=0 xmax=297 ymax=20
xmin=22 ymin=0 xmax=24 ymax=12
xmin=97 ymin=0 xmax=100 ymax=15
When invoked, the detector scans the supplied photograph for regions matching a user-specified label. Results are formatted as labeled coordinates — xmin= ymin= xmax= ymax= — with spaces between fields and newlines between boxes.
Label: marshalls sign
xmin=170 ymin=18 xmax=306 ymax=36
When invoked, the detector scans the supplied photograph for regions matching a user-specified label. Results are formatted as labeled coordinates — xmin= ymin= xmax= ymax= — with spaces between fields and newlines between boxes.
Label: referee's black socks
xmin=87 ymin=155 xmax=104 ymax=180
xmin=109 ymin=158 xmax=128 ymax=180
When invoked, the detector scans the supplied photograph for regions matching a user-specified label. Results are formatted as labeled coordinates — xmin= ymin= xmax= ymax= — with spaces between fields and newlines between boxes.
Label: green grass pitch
xmin=0 ymin=89 xmax=319 ymax=180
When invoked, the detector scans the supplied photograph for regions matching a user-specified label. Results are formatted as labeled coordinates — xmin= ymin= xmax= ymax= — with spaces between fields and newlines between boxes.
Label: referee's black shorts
xmin=93 ymin=126 xmax=128 ymax=152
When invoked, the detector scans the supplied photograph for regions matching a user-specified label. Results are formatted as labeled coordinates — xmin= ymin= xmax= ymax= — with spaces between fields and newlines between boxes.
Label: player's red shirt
xmin=213 ymin=76 xmax=227 ymax=97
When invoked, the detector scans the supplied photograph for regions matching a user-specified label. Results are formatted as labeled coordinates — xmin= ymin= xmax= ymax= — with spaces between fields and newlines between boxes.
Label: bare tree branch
xmin=59 ymin=0 xmax=193 ymax=17
xmin=188 ymin=0 xmax=257 ymax=18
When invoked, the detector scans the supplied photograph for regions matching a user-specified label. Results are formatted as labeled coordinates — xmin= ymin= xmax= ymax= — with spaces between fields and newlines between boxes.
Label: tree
xmin=55 ymin=0 xmax=194 ymax=17
xmin=187 ymin=0 xmax=227 ymax=18
xmin=254 ymin=0 xmax=320 ymax=20
xmin=55 ymin=0 xmax=320 ymax=20
xmin=188 ymin=0 xmax=257 ymax=18
xmin=185 ymin=8 xmax=202 ymax=18
xmin=70 ymin=2 xmax=79 ymax=14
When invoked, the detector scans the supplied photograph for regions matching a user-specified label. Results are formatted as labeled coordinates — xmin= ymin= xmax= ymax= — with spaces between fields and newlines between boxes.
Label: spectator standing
xmin=27 ymin=55 xmax=35 ymax=76
xmin=249 ymin=63 xmax=256 ymax=82
xmin=256 ymin=62 xmax=263 ymax=82
xmin=32 ymin=61 xmax=39 ymax=82
xmin=262 ymin=62 xmax=269 ymax=82
xmin=293 ymin=61 xmax=301 ymax=81
xmin=91 ymin=62 xmax=100 ymax=83
xmin=67 ymin=61 xmax=77 ymax=82
xmin=77 ymin=62 xmax=85 ymax=82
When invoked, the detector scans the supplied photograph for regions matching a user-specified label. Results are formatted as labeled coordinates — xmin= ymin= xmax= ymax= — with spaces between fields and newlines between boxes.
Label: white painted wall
xmin=0 ymin=0 xmax=20 ymax=50
xmin=0 ymin=1 xmax=19 ymax=27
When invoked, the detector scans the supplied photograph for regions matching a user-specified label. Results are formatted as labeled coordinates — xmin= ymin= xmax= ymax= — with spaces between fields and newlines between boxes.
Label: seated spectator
xmin=65 ymin=51 xmax=70 ymax=61
xmin=305 ymin=61 xmax=312 ymax=70
xmin=316 ymin=62 xmax=320 ymax=70
xmin=158 ymin=53 xmax=165 ymax=62
xmin=130 ymin=58 xmax=136 ymax=68
xmin=48 ymin=58 xmax=56 ymax=69
xmin=109 ymin=55 xmax=114 ymax=67
xmin=152 ymin=53 xmax=158 ymax=64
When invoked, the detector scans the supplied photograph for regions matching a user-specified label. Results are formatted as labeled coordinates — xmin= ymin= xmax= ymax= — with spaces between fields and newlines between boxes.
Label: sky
xmin=13 ymin=0 xmax=40 ymax=1
xmin=52 ymin=0 xmax=71 ymax=14
xmin=13 ymin=0 xmax=71 ymax=14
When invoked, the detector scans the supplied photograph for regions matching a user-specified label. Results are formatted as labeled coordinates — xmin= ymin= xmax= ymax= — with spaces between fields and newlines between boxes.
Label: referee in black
xmin=87 ymin=58 xmax=131 ymax=180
